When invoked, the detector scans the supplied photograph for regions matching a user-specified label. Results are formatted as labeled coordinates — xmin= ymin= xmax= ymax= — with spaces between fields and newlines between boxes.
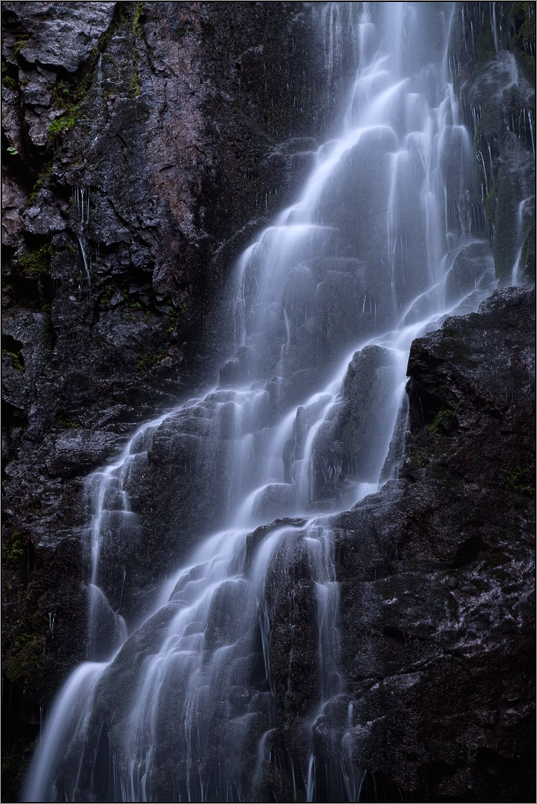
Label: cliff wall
xmin=2 ymin=4 xmax=347 ymax=797
xmin=1 ymin=2 xmax=535 ymax=801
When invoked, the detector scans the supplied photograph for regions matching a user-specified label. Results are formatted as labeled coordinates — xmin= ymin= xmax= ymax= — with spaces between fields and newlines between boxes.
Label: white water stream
xmin=24 ymin=3 xmax=503 ymax=801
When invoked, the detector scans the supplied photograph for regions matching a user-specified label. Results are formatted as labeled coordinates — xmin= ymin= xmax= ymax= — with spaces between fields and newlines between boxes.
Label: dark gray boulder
xmin=327 ymin=286 xmax=535 ymax=802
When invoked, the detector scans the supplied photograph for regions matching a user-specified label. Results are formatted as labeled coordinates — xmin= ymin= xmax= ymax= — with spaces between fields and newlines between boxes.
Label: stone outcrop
xmin=334 ymin=285 xmax=535 ymax=802
xmin=264 ymin=286 xmax=535 ymax=802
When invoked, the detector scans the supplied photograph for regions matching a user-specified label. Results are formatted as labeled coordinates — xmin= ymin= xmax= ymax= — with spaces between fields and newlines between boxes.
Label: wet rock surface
xmin=113 ymin=284 xmax=533 ymax=803
xmin=1 ymin=2 xmax=535 ymax=802
xmin=94 ymin=288 xmax=533 ymax=803
xmin=451 ymin=3 xmax=536 ymax=285
xmin=323 ymin=286 xmax=535 ymax=802
xmin=1 ymin=3 xmax=345 ymax=797
xmin=311 ymin=344 xmax=400 ymax=507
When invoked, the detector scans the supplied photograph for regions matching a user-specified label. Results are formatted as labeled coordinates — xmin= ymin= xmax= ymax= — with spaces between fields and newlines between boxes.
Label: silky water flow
xmin=25 ymin=3 xmax=505 ymax=801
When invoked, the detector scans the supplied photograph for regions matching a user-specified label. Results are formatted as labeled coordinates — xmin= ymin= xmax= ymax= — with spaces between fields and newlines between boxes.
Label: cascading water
xmin=25 ymin=3 xmax=504 ymax=801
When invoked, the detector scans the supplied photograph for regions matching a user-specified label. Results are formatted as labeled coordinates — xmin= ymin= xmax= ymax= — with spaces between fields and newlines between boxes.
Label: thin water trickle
xmin=24 ymin=4 xmax=522 ymax=802
xmin=511 ymin=196 xmax=533 ymax=285
xmin=76 ymin=234 xmax=91 ymax=285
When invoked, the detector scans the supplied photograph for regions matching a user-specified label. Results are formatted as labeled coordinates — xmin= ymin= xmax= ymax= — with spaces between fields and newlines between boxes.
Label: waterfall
xmin=511 ymin=197 xmax=534 ymax=285
xmin=24 ymin=3 xmax=503 ymax=802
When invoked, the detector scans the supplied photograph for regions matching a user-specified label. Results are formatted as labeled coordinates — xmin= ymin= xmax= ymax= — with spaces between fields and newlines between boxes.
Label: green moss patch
xmin=3 ymin=532 xmax=26 ymax=566
xmin=2 ymin=350 xmax=24 ymax=372
xmin=18 ymin=244 xmax=52 ymax=278
xmin=136 ymin=347 xmax=167 ymax=372
xmin=427 ymin=403 xmax=461 ymax=437
xmin=504 ymin=465 xmax=536 ymax=500
xmin=46 ymin=107 xmax=79 ymax=140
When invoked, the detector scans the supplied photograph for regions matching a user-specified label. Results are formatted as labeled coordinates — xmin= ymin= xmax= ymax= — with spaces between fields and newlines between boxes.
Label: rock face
xmin=1 ymin=3 xmax=350 ymax=797
xmin=264 ymin=286 xmax=535 ymax=802
xmin=1 ymin=2 xmax=535 ymax=802
xmin=36 ymin=286 xmax=534 ymax=804
xmin=332 ymin=286 xmax=535 ymax=802
xmin=450 ymin=2 xmax=536 ymax=285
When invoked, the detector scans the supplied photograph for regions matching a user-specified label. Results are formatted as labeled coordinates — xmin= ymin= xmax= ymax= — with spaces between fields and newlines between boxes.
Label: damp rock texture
xmin=1 ymin=2 xmax=535 ymax=802
xmin=1 ymin=3 xmax=346 ymax=797
xmin=324 ymin=286 xmax=535 ymax=803
xmin=450 ymin=2 xmax=536 ymax=285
